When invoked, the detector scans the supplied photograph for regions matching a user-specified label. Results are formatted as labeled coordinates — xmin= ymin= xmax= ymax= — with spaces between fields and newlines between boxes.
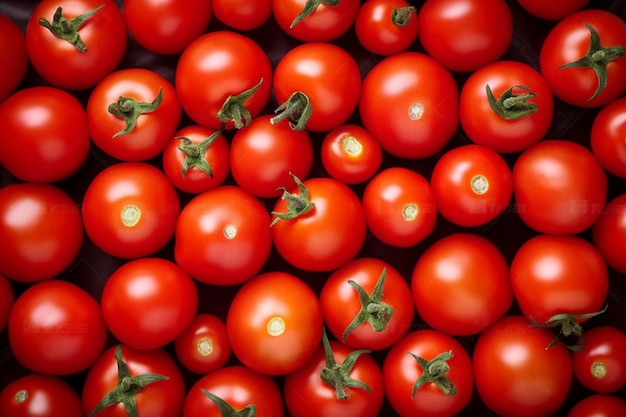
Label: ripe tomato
xmin=25 ymin=0 xmax=127 ymax=90
xmin=515 ymin=0 xmax=589 ymax=21
xmin=0 ymin=13 xmax=28 ymax=103
xmin=590 ymin=96 xmax=626 ymax=178
xmin=226 ymin=271 xmax=323 ymax=375
xmin=0 ymin=273 xmax=13 ymax=332
xmin=82 ymin=162 xmax=180 ymax=259
xmin=383 ymin=329 xmax=474 ymax=417
xmin=0 ymin=183 xmax=83 ymax=283
xmin=567 ymin=394 xmax=626 ymax=417
xmin=355 ymin=0 xmax=418 ymax=56
xmin=212 ymin=0 xmax=272 ymax=31
xmin=411 ymin=233 xmax=513 ymax=336
xmin=473 ymin=315 xmax=573 ymax=417
xmin=8 ymin=280 xmax=107 ymax=375
xmin=359 ymin=52 xmax=458 ymax=159
xmin=174 ymin=313 xmax=232 ymax=375
xmin=512 ymin=139 xmax=608 ymax=235
xmin=0 ymin=86 xmax=90 ymax=183
xmin=592 ymin=193 xmax=626 ymax=274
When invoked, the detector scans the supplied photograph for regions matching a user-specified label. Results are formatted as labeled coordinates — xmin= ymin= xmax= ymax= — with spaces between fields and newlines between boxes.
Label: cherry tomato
xmin=0 ymin=13 xmax=28 ymax=103
xmin=590 ymin=96 xmax=626 ymax=178
xmin=211 ymin=0 xmax=271 ymax=31
xmin=567 ymin=394 xmax=626 ymax=417
xmin=592 ymin=193 xmax=626 ymax=274
xmin=174 ymin=313 xmax=232 ymax=375
xmin=515 ymin=0 xmax=589 ymax=21
xmin=0 ymin=273 xmax=13 ymax=333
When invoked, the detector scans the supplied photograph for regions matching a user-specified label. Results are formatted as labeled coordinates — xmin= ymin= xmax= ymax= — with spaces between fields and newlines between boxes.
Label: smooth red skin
xmin=539 ymin=9 xmax=626 ymax=108
xmin=355 ymin=0 xmax=418 ymax=56
xmin=590 ymin=96 xmax=626 ymax=178
xmin=82 ymin=345 xmax=186 ymax=417
xmin=411 ymin=233 xmax=513 ymax=337
xmin=271 ymin=177 xmax=367 ymax=272
xmin=82 ymin=162 xmax=180 ymax=259
xmin=592 ymin=193 xmax=626 ymax=274
xmin=183 ymin=366 xmax=284 ymax=417
xmin=273 ymin=42 xmax=361 ymax=133
xmin=174 ymin=185 xmax=272 ymax=286
xmin=0 ymin=273 xmax=13 ymax=332
xmin=174 ymin=313 xmax=232 ymax=375
xmin=473 ymin=315 xmax=573 ymax=417
xmin=459 ymin=60 xmax=554 ymax=154
xmin=175 ymin=31 xmax=272 ymax=130
xmin=8 ymin=280 xmax=107 ymax=375
xmin=417 ymin=0 xmax=513 ymax=73
xmin=567 ymin=394 xmax=626 ymax=417
xmin=0 ymin=14 xmax=28 ymax=103
xmin=226 ymin=271 xmax=323 ymax=376
xmin=284 ymin=340 xmax=385 ymax=417
xmin=25 ymin=0 xmax=127 ymax=90
xmin=230 ymin=115 xmax=314 ymax=198
xmin=212 ymin=0 xmax=271 ymax=31
xmin=383 ymin=329 xmax=474 ymax=417
xmin=0 ymin=86 xmax=90 ymax=182
xmin=359 ymin=52 xmax=458 ymax=159
xmin=572 ymin=326 xmax=626 ymax=393
xmin=516 ymin=0 xmax=589 ymax=20
xmin=510 ymin=234 xmax=609 ymax=326
xmin=0 ymin=374 xmax=83 ymax=417
xmin=320 ymin=257 xmax=414 ymax=351
xmin=0 ymin=183 xmax=83 ymax=283
xmin=431 ymin=144 xmax=513 ymax=228
xmin=87 ymin=68 xmax=182 ymax=161
xmin=101 ymin=258 xmax=199 ymax=350
xmin=512 ymin=139 xmax=608 ymax=235
xmin=124 ymin=0 xmax=212 ymax=54
xmin=163 ymin=125 xmax=230 ymax=194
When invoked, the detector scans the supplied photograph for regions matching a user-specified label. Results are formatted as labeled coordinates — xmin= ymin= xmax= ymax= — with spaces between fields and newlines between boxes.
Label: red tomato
xmin=355 ymin=0 xmax=418 ymax=56
xmin=0 ymin=13 xmax=28 ymax=102
xmin=212 ymin=0 xmax=272 ymax=31
xmin=417 ymin=0 xmax=513 ymax=73
xmin=87 ymin=68 xmax=182 ymax=161
xmin=25 ymin=0 xmax=127 ymax=90
xmin=8 ymin=280 xmax=107 ymax=375
xmin=123 ymin=0 xmax=212 ymax=54
xmin=320 ymin=257 xmax=414 ymax=351
xmin=411 ymin=233 xmax=513 ymax=336
xmin=473 ymin=315 xmax=573 ymax=417
xmin=176 ymin=30 xmax=272 ymax=130
xmin=592 ymin=193 xmax=626 ymax=274
xmin=459 ymin=60 xmax=554 ymax=154
xmin=359 ymin=52 xmax=458 ymax=159
xmin=226 ymin=271 xmax=323 ymax=375
xmin=0 ymin=273 xmax=13 ymax=332
xmin=101 ymin=258 xmax=199 ymax=350
xmin=590 ymin=96 xmax=626 ymax=178
xmin=174 ymin=313 xmax=232 ymax=375
xmin=567 ymin=394 xmax=626 ymax=417
xmin=383 ymin=329 xmax=474 ymax=417
xmin=0 ymin=373 xmax=83 ymax=417
xmin=515 ymin=0 xmax=589 ymax=20
xmin=82 ymin=162 xmax=180 ymax=259
xmin=539 ymin=9 xmax=626 ymax=107
xmin=512 ymin=139 xmax=608 ymax=235
xmin=0 ymin=183 xmax=83 ymax=283
xmin=0 ymin=86 xmax=90 ymax=183
xmin=174 ymin=185 xmax=273 ymax=285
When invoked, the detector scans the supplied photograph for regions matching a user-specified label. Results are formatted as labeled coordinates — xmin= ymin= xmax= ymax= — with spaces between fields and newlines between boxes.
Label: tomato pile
xmin=1 ymin=0 xmax=626 ymax=416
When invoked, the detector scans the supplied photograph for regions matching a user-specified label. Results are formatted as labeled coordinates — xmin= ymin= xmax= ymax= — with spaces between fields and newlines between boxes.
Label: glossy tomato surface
xmin=0 ymin=13 xmax=28 ymax=103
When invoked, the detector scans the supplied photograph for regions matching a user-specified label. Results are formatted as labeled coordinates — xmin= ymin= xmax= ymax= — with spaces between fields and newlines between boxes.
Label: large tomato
xmin=590 ymin=96 xmax=626 ymax=178
xmin=0 ymin=13 xmax=28 ymax=103
xmin=174 ymin=313 xmax=232 ymax=375
xmin=592 ymin=193 xmax=626 ymax=274
xmin=0 ymin=273 xmax=13 ymax=333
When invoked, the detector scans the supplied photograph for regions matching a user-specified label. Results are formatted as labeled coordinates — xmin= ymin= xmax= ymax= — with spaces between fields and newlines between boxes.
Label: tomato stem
xmin=408 ymin=350 xmax=457 ymax=398
xmin=107 ymin=88 xmax=163 ymax=138
xmin=271 ymin=91 xmax=313 ymax=131
xmin=217 ymin=78 xmax=264 ymax=129
xmin=201 ymin=389 xmax=257 ymax=417
xmin=270 ymin=172 xmax=315 ymax=226
xmin=486 ymin=84 xmax=538 ymax=120
xmin=176 ymin=129 xmax=222 ymax=178
xmin=391 ymin=5 xmax=416 ymax=27
xmin=291 ymin=0 xmax=341 ymax=28
xmin=38 ymin=4 xmax=104 ymax=52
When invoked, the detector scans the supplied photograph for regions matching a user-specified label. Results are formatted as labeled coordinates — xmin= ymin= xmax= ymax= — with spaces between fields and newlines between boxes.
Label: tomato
xmin=123 ymin=0 xmax=212 ymax=54
xmin=473 ymin=315 xmax=573 ymax=417
xmin=25 ymin=0 xmax=127 ymax=90
xmin=383 ymin=329 xmax=474 ymax=417
xmin=8 ymin=280 xmax=107 ymax=375
xmin=0 ymin=273 xmax=13 ymax=333
xmin=0 ymin=373 xmax=83 ymax=417
xmin=539 ymin=9 xmax=626 ymax=108
xmin=175 ymin=185 xmax=272 ymax=286
xmin=590 ymin=96 xmax=626 ymax=178
xmin=571 ymin=326 xmax=626 ymax=394
xmin=226 ymin=271 xmax=323 ymax=375
xmin=82 ymin=162 xmax=180 ymax=259
xmin=87 ymin=68 xmax=182 ymax=161
xmin=183 ymin=365 xmax=284 ymax=417
xmin=0 ymin=13 xmax=28 ymax=103
xmin=272 ymin=42 xmax=361 ymax=133
xmin=320 ymin=257 xmax=414 ymax=351
xmin=512 ymin=139 xmax=608 ymax=235
xmin=101 ymin=258 xmax=198 ymax=350
xmin=417 ymin=0 xmax=513 ymax=73
xmin=359 ymin=52 xmax=458 ymax=159
xmin=567 ymin=394 xmax=626 ymax=417
xmin=0 ymin=86 xmax=90 ymax=183
xmin=592 ymin=193 xmax=626 ymax=274
xmin=176 ymin=30 xmax=272 ymax=130
xmin=271 ymin=174 xmax=367 ymax=272
xmin=230 ymin=114 xmax=314 ymax=198
xmin=212 ymin=0 xmax=272 ymax=31
xmin=82 ymin=344 xmax=186 ymax=417
xmin=355 ymin=0 xmax=418 ymax=56
xmin=174 ymin=313 xmax=232 ymax=375
xmin=0 ymin=183 xmax=83 ymax=283
xmin=459 ymin=60 xmax=554 ymax=154
xmin=412 ymin=233 xmax=513 ymax=336
xmin=515 ymin=0 xmax=589 ymax=21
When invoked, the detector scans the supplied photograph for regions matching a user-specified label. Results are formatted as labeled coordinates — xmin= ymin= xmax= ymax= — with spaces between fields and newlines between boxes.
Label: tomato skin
xmin=0 ymin=14 xmax=28 ymax=103
xmin=567 ymin=394 xmax=626 ymax=417
xmin=212 ymin=0 xmax=271 ymax=31
xmin=592 ymin=193 xmax=626 ymax=274
xmin=0 ymin=273 xmax=13 ymax=333
xmin=590 ymin=96 xmax=626 ymax=178
xmin=515 ymin=0 xmax=589 ymax=21
xmin=174 ymin=313 xmax=232 ymax=375
xmin=355 ymin=0 xmax=418 ymax=56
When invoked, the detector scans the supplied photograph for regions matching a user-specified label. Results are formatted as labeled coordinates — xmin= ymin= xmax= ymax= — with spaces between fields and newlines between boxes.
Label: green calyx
xmin=270 ymin=91 xmax=313 ymax=131
xmin=89 ymin=345 xmax=169 ymax=417
xmin=217 ymin=78 xmax=264 ymax=129
xmin=201 ymin=389 xmax=256 ymax=417
xmin=108 ymin=88 xmax=163 ymax=137
xmin=391 ymin=5 xmax=416 ymax=27
xmin=486 ymin=84 xmax=538 ymax=120
xmin=291 ymin=0 xmax=340 ymax=28
xmin=560 ymin=22 xmax=626 ymax=102
xmin=38 ymin=4 xmax=104 ymax=52
xmin=409 ymin=350 xmax=457 ymax=398
xmin=176 ymin=129 xmax=222 ymax=178
xmin=270 ymin=172 xmax=315 ymax=226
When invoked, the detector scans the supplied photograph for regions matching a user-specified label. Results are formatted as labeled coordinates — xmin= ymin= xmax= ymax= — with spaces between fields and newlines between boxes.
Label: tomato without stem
xmin=515 ymin=0 xmax=589 ymax=21
xmin=567 ymin=394 xmax=626 ymax=417
xmin=0 ymin=14 xmax=28 ymax=103
xmin=592 ymin=193 xmax=626 ymax=274
xmin=590 ymin=96 xmax=626 ymax=178
xmin=354 ymin=0 xmax=418 ymax=56
xmin=174 ymin=313 xmax=232 ymax=375
xmin=212 ymin=0 xmax=272 ymax=31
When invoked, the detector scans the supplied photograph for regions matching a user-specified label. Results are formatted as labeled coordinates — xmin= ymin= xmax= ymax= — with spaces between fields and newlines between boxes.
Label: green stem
xmin=271 ymin=91 xmax=313 ymax=131
xmin=176 ymin=129 xmax=222 ymax=178
xmin=270 ymin=172 xmax=315 ymax=226
xmin=217 ymin=78 xmax=264 ymax=129
xmin=291 ymin=0 xmax=341 ymax=28
xmin=408 ymin=350 xmax=457 ymax=398
xmin=108 ymin=88 xmax=163 ymax=137
xmin=38 ymin=4 xmax=104 ymax=52
xmin=391 ymin=6 xmax=415 ymax=27
xmin=201 ymin=390 xmax=256 ymax=417
xmin=486 ymin=85 xmax=538 ymax=120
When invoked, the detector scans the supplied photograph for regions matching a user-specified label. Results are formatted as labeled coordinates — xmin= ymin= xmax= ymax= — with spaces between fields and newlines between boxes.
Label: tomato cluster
xmin=1 ymin=0 xmax=626 ymax=416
